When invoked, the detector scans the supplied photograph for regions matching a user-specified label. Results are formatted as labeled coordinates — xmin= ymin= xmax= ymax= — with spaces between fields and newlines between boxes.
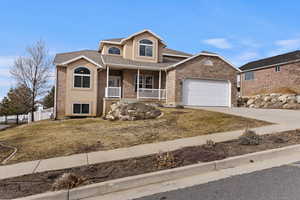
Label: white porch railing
xmin=138 ymin=88 xmax=166 ymax=99
xmin=105 ymin=87 xmax=121 ymax=98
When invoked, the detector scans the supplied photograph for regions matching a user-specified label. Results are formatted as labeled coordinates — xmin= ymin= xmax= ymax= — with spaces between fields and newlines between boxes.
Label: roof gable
xmin=240 ymin=50 xmax=300 ymax=71
xmin=167 ymin=52 xmax=240 ymax=72
xmin=54 ymin=50 xmax=104 ymax=68
xmin=99 ymin=29 xmax=166 ymax=50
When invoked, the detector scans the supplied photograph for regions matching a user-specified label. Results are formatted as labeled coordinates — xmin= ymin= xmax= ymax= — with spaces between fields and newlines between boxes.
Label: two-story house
xmin=240 ymin=50 xmax=300 ymax=96
xmin=54 ymin=29 xmax=239 ymax=119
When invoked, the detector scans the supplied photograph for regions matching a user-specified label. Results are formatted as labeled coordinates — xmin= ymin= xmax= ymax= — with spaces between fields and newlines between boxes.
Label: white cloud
xmin=231 ymin=51 xmax=259 ymax=66
xmin=202 ymin=38 xmax=232 ymax=49
xmin=268 ymin=38 xmax=300 ymax=56
xmin=275 ymin=39 xmax=300 ymax=50
xmin=239 ymin=39 xmax=261 ymax=48
xmin=0 ymin=56 xmax=16 ymax=67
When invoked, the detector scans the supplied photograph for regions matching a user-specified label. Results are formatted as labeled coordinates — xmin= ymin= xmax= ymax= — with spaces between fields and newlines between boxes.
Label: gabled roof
xmin=167 ymin=51 xmax=241 ymax=72
xmin=54 ymin=50 xmax=104 ymax=68
xmin=240 ymin=50 xmax=300 ymax=71
xmin=99 ymin=29 xmax=167 ymax=50
xmin=162 ymin=48 xmax=192 ymax=57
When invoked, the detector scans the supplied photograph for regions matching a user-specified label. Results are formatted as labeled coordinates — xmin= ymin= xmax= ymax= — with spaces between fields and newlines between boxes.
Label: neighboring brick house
xmin=240 ymin=50 xmax=300 ymax=96
xmin=54 ymin=29 xmax=239 ymax=119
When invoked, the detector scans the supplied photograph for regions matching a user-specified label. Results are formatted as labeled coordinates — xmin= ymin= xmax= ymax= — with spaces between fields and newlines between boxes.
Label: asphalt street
xmin=136 ymin=163 xmax=300 ymax=200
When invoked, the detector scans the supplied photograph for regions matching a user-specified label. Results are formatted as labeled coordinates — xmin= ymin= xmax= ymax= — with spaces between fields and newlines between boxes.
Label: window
xmin=145 ymin=75 xmax=153 ymax=88
xmin=275 ymin=66 xmax=281 ymax=72
xmin=134 ymin=74 xmax=154 ymax=91
xmin=245 ymin=71 xmax=254 ymax=80
xmin=203 ymin=59 xmax=213 ymax=66
xmin=139 ymin=39 xmax=153 ymax=57
xmin=74 ymin=67 xmax=91 ymax=88
xmin=73 ymin=104 xmax=90 ymax=114
xmin=108 ymin=47 xmax=121 ymax=55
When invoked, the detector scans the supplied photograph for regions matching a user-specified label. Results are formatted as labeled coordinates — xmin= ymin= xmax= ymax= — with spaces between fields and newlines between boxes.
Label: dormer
xmin=99 ymin=29 xmax=166 ymax=63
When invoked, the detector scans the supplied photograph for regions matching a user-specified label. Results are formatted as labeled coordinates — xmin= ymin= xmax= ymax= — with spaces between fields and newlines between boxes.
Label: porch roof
xmin=101 ymin=54 xmax=176 ymax=71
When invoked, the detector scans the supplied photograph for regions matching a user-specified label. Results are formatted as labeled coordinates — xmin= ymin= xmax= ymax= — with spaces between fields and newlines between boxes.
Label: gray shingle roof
xmin=54 ymin=49 xmax=180 ymax=69
xmin=101 ymin=54 xmax=176 ymax=69
xmin=240 ymin=50 xmax=300 ymax=71
xmin=102 ymin=38 xmax=124 ymax=42
xmin=162 ymin=48 xmax=192 ymax=57
xmin=54 ymin=50 xmax=104 ymax=66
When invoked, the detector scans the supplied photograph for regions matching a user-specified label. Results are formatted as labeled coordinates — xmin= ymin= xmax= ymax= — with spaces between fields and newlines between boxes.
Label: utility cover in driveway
xmin=182 ymin=79 xmax=230 ymax=107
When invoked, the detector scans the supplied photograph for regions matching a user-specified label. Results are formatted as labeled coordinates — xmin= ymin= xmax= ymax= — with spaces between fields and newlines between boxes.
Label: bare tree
xmin=10 ymin=40 xmax=52 ymax=122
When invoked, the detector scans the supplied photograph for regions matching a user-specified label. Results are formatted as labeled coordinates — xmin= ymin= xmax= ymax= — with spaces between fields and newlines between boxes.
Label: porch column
xmin=106 ymin=66 xmax=109 ymax=97
xmin=159 ymin=70 xmax=162 ymax=100
xmin=137 ymin=68 xmax=140 ymax=99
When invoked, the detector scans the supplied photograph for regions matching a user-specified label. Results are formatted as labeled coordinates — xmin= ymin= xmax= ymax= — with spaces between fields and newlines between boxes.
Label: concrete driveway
xmin=193 ymin=107 xmax=300 ymax=125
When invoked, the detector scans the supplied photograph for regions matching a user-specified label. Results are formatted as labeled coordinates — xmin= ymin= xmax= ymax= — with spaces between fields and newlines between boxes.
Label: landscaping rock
xmin=105 ymin=102 xmax=162 ymax=121
xmin=239 ymin=93 xmax=300 ymax=110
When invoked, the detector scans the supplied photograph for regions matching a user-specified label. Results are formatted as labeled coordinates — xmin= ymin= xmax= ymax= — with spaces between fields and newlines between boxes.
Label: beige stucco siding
xmin=65 ymin=59 xmax=99 ymax=117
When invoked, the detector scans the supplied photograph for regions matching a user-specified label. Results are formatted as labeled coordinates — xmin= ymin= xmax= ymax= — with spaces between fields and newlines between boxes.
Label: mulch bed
xmin=1 ymin=129 xmax=300 ymax=199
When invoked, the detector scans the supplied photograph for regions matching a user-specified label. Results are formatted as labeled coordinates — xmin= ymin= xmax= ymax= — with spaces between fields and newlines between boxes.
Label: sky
xmin=1 ymin=0 xmax=300 ymax=100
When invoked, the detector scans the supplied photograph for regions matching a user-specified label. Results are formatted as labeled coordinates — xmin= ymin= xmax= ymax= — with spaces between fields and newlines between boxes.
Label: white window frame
xmin=275 ymin=66 xmax=281 ymax=72
xmin=73 ymin=67 xmax=91 ymax=89
xmin=108 ymin=47 xmax=121 ymax=55
xmin=134 ymin=74 xmax=154 ymax=90
xmin=144 ymin=75 xmax=154 ymax=89
xmin=72 ymin=103 xmax=90 ymax=115
xmin=245 ymin=71 xmax=254 ymax=80
xmin=139 ymin=39 xmax=153 ymax=57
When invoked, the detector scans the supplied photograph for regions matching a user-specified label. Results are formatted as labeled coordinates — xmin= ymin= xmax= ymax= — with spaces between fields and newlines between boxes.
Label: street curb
xmin=14 ymin=143 xmax=300 ymax=200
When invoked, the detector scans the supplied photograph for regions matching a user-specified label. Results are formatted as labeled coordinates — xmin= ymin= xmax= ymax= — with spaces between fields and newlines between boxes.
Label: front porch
xmin=104 ymin=67 xmax=167 ymax=100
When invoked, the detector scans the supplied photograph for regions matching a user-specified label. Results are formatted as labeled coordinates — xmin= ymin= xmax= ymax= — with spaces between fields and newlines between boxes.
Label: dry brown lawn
xmin=0 ymin=108 xmax=270 ymax=164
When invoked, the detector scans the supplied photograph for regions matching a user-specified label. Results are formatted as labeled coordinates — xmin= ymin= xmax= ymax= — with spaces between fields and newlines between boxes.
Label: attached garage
xmin=182 ymin=79 xmax=231 ymax=107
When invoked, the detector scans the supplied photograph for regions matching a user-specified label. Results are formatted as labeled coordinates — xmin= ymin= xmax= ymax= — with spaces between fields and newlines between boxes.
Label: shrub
xmin=203 ymin=139 xmax=216 ymax=149
xmin=52 ymin=173 xmax=86 ymax=191
xmin=155 ymin=151 xmax=179 ymax=169
xmin=238 ymin=129 xmax=261 ymax=145
xmin=175 ymin=104 xmax=184 ymax=109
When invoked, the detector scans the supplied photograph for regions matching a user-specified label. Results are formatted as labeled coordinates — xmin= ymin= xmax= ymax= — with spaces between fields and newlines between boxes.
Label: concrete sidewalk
xmin=1 ymin=108 xmax=300 ymax=180
xmin=0 ymin=125 xmax=10 ymax=131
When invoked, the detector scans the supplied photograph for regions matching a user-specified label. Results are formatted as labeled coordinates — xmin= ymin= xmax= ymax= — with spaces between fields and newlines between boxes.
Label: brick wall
xmin=167 ymin=55 xmax=238 ymax=106
xmin=241 ymin=62 xmax=300 ymax=96
xmin=56 ymin=66 xmax=66 ymax=119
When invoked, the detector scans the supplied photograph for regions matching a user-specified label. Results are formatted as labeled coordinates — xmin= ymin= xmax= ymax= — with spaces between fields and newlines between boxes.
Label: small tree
xmin=0 ymin=86 xmax=32 ymax=124
xmin=0 ymin=97 xmax=11 ymax=124
xmin=10 ymin=40 xmax=52 ymax=122
xmin=42 ymin=86 xmax=54 ymax=109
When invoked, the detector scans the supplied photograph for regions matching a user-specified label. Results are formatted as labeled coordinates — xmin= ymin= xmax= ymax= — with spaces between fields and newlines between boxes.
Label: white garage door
xmin=182 ymin=79 xmax=230 ymax=107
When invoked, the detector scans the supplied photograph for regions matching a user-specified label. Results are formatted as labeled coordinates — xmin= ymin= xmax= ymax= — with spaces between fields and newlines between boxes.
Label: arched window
xmin=203 ymin=59 xmax=213 ymax=66
xmin=108 ymin=47 xmax=121 ymax=55
xmin=74 ymin=67 xmax=91 ymax=88
xmin=139 ymin=39 xmax=153 ymax=57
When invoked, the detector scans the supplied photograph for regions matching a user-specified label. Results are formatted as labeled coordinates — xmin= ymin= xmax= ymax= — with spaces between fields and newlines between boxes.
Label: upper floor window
xmin=275 ymin=66 xmax=281 ymax=72
xmin=245 ymin=71 xmax=254 ymax=80
xmin=108 ymin=47 xmax=121 ymax=55
xmin=139 ymin=39 xmax=153 ymax=57
xmin=74 ymin=67 xmax=91 ymax=88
